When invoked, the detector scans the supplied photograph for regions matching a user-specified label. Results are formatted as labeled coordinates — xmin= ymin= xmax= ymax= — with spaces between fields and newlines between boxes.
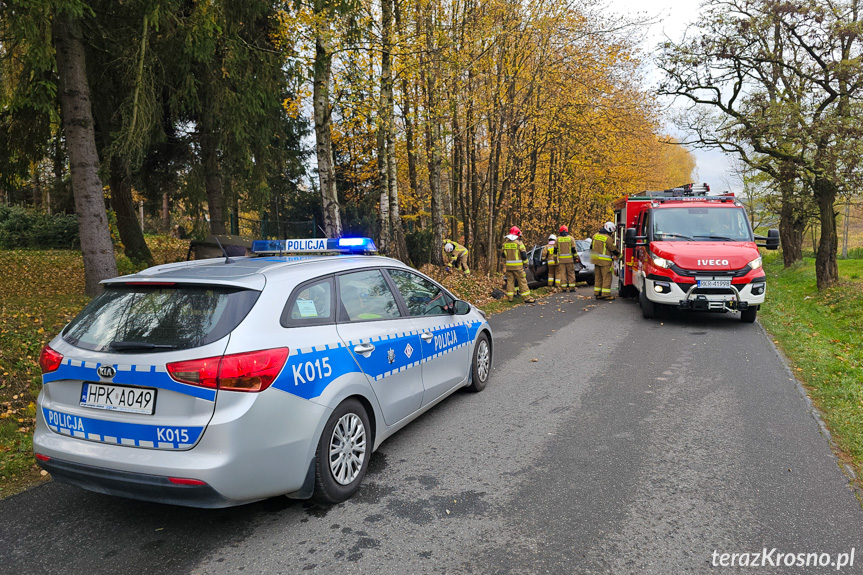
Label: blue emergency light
xmin=251 ymin=237 xmax=378 ymax=255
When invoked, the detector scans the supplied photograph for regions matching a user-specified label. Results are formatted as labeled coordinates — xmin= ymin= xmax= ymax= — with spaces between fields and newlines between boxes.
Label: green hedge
xmin=0 ymin=205 xmax=79 ymax=249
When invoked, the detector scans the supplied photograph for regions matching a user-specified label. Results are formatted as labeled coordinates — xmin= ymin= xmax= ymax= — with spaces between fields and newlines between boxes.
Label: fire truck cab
xmin=613 ymin=183 xmax=780 ymax=322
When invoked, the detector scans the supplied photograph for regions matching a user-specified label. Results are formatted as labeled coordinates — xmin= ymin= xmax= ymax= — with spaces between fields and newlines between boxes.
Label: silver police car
xmin=33 ymin=238 xmax=493 ymax=507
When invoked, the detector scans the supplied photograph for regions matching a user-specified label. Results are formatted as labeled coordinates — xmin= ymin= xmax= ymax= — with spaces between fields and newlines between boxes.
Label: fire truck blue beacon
xmin=34 ymin=237 xmax=493 ymax=507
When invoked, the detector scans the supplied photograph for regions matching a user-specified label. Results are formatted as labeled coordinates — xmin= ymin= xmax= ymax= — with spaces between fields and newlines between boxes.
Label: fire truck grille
xmin=670 ymin=263 xmax=752 ymax=277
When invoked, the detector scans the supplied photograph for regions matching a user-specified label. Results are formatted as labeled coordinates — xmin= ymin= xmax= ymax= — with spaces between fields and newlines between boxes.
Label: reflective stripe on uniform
xmin=592 ymin=233 xmax=612 ymax=261
xmin=503 ymin=241 xmax=526 ymax=270
xmin=557 ymin=237 xmax=574 ymax=261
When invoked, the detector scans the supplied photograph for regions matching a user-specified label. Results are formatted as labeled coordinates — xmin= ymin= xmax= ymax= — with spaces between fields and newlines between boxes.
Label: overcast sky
xmin=601 ymin=0 xmax=739 ymax=193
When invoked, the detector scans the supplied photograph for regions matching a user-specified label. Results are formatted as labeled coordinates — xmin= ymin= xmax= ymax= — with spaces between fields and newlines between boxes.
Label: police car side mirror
xmin=625 ymin=228 xmax=646 ymax=248
xmin=452 ymin=300 xmax=471 ymax=315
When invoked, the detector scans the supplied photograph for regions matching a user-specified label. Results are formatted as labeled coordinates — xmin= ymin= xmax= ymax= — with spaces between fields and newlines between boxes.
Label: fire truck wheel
xmin=639 ymin=287 xmax=656 ymax=319
xmin=740 ymin=307 xmax=757 ymax=323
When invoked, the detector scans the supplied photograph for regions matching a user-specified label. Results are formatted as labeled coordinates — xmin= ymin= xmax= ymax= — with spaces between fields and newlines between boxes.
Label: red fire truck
xmin=613 ymin=183 xmax=779 ymax=322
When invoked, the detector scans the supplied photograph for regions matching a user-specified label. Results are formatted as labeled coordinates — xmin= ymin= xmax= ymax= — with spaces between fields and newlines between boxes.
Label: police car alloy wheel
xmin=315 ymin=398 xmax=371 ymax=503
xmin=467 ymin=333 xmax=491 ymax=392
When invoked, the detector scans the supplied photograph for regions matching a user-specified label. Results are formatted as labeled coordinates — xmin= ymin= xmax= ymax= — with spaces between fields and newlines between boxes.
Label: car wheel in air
xmin=314 ymin=398 xmax=371 ymax=504
xmin=639 ymin=287 xmax=656 ymax=319
xmin=740 ymin=307 xmax=757 ymax=323
xmin=467 ymin=333 xmax=491 ymax=392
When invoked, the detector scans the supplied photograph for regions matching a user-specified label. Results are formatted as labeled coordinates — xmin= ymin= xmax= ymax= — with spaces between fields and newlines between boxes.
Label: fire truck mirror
xmin=624 ymin=227 xmax=645 ymax=248
xmin=766 ymin=228 xmax=780 ymax=250
xmin=756 ymin=228 xmax=781 ymax=250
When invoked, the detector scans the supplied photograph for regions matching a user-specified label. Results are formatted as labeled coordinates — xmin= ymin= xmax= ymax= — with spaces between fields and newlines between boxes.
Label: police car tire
xmin=313 ymin=399 xmax=371 ymax=504
xmin=467 ymin=333 xmax=491 ymax=392
xmin=740 ymin=307 xmax=757 ymax=323
xmin=639 ymin=288 xmax=656 ymax=319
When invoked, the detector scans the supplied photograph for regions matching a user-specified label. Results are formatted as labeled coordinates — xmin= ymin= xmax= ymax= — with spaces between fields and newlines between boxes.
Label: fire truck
xmin=612 ymin=183 xmax=779 ymax=322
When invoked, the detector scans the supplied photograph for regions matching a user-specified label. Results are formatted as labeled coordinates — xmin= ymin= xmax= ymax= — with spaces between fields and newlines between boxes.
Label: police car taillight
xmin=166 ymin=348 xmax=289 ymax=393
xmin=39 ymin=345 xmax=63 ymax=374
xmin=218 ymin=348 xmax=289 ymax=392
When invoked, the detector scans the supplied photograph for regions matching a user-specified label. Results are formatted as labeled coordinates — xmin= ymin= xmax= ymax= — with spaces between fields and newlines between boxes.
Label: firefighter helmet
xmin=509 ymin=226 xmax=521 ymax=236
xmin=604 ymin=222 xmax=616 ymax=233
xmin=444 ymin=242 xmax=454 ymax=252
xmin=548 ymin=234 xmax=557 ymax=242
xmin=559 ymin=224 xmax=568 ymax=233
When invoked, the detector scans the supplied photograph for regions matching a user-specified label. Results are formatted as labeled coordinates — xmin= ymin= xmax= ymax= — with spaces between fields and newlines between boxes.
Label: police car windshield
xmin=652 ymin=207 xmax=752 ymax=242
xmin=63 ymin=285 xmax=260 ymax=353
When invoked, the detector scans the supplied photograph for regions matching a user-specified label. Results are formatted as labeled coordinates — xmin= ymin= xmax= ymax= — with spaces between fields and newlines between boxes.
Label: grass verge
xmin=0 ymin=249 xmax=90 ymax=498
xmin=0 ymin=238 xmax=187 ymax=499
xmin=759 ymin=254 xmax=863 ymax=480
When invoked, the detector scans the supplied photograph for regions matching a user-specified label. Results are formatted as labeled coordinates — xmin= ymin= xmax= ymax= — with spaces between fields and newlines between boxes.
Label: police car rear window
xmin=62 ymin=285 xmax=260 ymax=353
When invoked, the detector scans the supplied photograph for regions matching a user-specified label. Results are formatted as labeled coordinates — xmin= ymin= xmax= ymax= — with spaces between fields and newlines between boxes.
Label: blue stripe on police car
xmin=42 ymin=407 xmax=203 ymax=449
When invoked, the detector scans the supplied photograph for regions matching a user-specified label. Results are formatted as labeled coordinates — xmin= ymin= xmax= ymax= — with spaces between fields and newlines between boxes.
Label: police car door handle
xmin=353 ymin=343 xmax=375 ymax=354
xmin=421 ymin=332 xmax=433 ymax=342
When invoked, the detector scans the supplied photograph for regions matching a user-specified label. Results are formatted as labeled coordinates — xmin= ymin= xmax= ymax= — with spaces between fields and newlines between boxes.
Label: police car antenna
xmin=213 ymin=236 xmax=236 ymax=264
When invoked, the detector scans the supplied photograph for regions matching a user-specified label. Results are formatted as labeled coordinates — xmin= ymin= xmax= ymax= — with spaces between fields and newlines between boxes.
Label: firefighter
xmin=443 ymin=239 xmax=470 ymax=274
xmin=592 ymin=221 xmax=621 ymax=300
xmin=556 ymin=225 xmax=577 ymax=292
xmin=502 ymin=226 xmax=535 ymax=303
xmin=541 ymin=234 xmax=558 ymax=287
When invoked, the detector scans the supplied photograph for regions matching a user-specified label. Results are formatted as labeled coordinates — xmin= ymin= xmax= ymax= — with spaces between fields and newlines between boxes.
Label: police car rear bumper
xmin=32 ymin=389 xmax=330 ymax=507
xmin=37 ymin=456 xmax=235 ymax=508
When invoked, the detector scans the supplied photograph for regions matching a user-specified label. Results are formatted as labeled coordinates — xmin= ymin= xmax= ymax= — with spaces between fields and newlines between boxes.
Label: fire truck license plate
xmin=80 ymin=383 xmax=157 ymax=414
xmin=697 ymin=279 xmax=732 ymax=288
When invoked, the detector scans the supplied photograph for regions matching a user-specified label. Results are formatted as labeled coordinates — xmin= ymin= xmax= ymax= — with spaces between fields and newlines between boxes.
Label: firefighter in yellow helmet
xmin=556 ymin=225 xmax=577 ymax=292
xmin=443 ymin=239 xmax=470 ymax=274
xmin=541 ymin=234 xmax=558 ymax=287
xmin=592 ymin=221 xmax=621 ymax=300
xmin=501 ymin=226 xmax=535 ymax=303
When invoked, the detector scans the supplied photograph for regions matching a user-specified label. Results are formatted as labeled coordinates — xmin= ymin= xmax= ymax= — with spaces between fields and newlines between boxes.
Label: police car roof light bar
xmin=251 ymin=237 xmax=378 ymax=255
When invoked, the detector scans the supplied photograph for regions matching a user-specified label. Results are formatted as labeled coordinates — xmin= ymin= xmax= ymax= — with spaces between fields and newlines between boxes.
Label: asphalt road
xmin=2 ymin=286 xmax=862 ymax=574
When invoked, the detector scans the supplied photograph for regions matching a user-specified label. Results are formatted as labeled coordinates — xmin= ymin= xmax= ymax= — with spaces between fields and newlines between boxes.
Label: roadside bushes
xmin=0 ymin=205 xmax=79 ymax=249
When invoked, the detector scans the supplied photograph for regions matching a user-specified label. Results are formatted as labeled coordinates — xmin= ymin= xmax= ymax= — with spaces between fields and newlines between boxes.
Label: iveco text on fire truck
xmin=613 ymin=183 xmax=779 ymax=322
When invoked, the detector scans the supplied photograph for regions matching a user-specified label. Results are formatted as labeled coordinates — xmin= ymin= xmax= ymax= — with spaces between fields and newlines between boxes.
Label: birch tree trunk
xmin=376 ymin=0 xmax=392 ymax=253
xmin=423 ymin=4 xmax=445 ymax=265
xmin=53 ymin=9 xmax=118 ymax=296
xmin=313 ymin=2 xmax=342 ymax=238
xmin=393 ymin=0 xmax=418 ymax=201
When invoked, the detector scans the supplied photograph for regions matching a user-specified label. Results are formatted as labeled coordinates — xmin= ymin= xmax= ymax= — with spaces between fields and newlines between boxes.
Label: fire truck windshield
xmin=651 ymin=207 xmax=752 ymax=242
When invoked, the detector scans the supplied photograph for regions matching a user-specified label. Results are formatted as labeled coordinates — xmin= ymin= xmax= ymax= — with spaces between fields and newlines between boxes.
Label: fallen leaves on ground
xmin=419 ymin=265 xmax=504 ymax=307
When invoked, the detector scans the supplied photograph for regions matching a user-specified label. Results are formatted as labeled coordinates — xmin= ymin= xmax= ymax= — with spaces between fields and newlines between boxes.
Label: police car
xmin=33 ymin=238 xmax=493 ymax=507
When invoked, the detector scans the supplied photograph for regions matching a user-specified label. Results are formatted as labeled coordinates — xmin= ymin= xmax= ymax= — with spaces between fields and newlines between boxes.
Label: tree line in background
xmin=4 ymin=0 xmax=694 ymax=295
xmin=659 ymin=0 xmax=863 ymax=291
